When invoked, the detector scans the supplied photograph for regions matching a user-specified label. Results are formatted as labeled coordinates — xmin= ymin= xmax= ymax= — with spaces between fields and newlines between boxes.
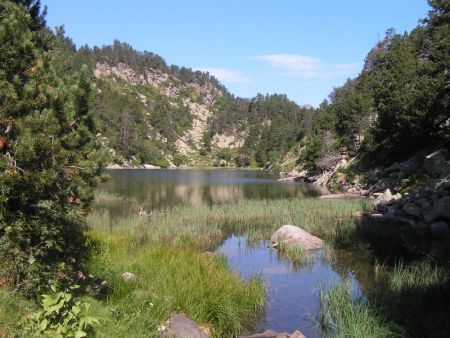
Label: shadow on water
xmin=216 ymin=236 xmax=375 ymax=337
xmin=346 ymin=214 xmax=450 ymax=338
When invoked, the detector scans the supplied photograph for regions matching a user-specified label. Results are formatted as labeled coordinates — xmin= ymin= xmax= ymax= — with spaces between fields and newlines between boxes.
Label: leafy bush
xmin=22 ymin=284 xmax=99 ymax=338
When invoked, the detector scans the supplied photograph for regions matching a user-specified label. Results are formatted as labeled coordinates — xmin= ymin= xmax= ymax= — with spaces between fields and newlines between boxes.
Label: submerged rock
xmin=163 ymin=314 xmax=210 ymax=338
xmin=240 ymin=329 xmax=306 ymax=338
xmin=271 ymin=225 xmax=323 ymax=251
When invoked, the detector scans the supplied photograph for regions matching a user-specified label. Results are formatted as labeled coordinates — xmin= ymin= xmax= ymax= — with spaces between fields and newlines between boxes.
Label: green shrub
xmin=22 ymin=284 xmax=99 ymax=338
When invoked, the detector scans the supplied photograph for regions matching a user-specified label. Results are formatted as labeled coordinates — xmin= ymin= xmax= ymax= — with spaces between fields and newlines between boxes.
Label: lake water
xmin=217 ymin=236 xmax=371 ymax=337
xmin=99 ymin=169 xmax=326 ymax=210
xmin=99 ymin=169 xmax=370 ymax=337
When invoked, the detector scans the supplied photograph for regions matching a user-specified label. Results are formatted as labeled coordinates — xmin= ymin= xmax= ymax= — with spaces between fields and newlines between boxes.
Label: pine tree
xmin=0 ymin=0 xmax=108 ymax=292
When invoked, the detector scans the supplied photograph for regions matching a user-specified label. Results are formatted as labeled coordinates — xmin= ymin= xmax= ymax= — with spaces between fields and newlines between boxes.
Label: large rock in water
xmin=271 ymin=225 xmax=323 ymax=251
xmin=163 ymin=314 xmax=210 ymax=338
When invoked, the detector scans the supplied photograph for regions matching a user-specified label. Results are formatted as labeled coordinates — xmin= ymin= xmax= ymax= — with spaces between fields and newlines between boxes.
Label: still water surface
xmin=217 ymin=236 xmax=370 ymax=337
xmin=100 ymin=169 xmax=325 ymax=210
xmin=100 ymin=169 xmax=370 ymax=337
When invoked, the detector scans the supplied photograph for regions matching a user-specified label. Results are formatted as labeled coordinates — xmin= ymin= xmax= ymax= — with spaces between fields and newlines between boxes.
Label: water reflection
xmin=216 ymin=236 xmax=368 ymax=337
xmin=99 ymin=169 xmax=323 ymax=210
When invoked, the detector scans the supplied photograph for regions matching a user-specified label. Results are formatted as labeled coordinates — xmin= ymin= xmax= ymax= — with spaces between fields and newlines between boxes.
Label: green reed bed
xmin=86 ymin=231 xmax=265 ymax=337
xmin=88 ymin=193 xmax=372 ymax=249
xmin=83 ymin=193 xmax=372 ymax=336
xmin=320 ymin=260 xmax=450 ymax=338
xmin=319 ymin=282 xmax=400 ymax=338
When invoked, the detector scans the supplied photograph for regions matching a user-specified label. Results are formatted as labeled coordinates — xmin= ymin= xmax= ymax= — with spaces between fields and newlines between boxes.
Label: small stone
xmin=370 ymin=213 xmax=385 ymax=220
xmin=431 ymin=197 xmax=450 ymax=220
xmin=240 ymin=330 xmax=278 ymax=338
xmin=398 ymin=217 xmax=416 ymax=227
xmin=122 ymin=272 xmax=138 ymax=283
xmin=291 ymin=331 xmax=306 ymax=338
xmin=430 ymin=222 xmax=449 ymax=234
xmin=415 ymin=199 xmax=432 ymax=214
xmin=384 ymin=208 xmax=396 ymax=219
xmin=164 ymin=314 xmax=210 ymax=338
xmin=275 ymin=333 xmax=289 ymax=338
xmin=403 ymin=203 xmax=422 ymax=218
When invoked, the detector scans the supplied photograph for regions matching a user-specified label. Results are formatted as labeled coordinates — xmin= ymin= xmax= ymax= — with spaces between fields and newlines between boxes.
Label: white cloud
xmin=196 ymin=67 xmax=250 ymax=83
xmin=251 ymin=54 xmax=362 ymax=79
xmin=251 ymin=54 xmax=321 ymax=71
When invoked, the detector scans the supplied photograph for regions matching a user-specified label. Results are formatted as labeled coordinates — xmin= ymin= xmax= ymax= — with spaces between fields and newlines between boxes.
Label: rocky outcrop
xmin=93 ymin=62 xmax=223 ymax=165
xmin=347 ymin=149 xmax=450 ymax=234
xmin=271 ymin=225 xmax=323 ymax=251
xmin=162 ymin=314 xmax=210 ymax=338
xmin=106 ymin=163 xmax=161 ymax=169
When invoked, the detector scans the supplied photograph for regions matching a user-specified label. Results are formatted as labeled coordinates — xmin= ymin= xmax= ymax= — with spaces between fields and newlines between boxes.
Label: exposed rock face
xmin=106 ymin=163 xmax=161 ymax=169
xmin=212 ymin=132 xmax=245 ymax=149
xmin=93 ymin=62 xmax=223 ymax=164
xmin=271 ymin=225 xmax=323 ymax=251
xmin=163 ymin=314 xmax=210 ymax=338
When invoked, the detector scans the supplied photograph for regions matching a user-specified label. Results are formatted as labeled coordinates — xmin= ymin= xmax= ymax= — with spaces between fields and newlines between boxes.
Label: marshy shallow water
xmin=217 ymin=236 xmax=372 ymax=337
xmin=98 ymin=169 xmax=374 ymax=335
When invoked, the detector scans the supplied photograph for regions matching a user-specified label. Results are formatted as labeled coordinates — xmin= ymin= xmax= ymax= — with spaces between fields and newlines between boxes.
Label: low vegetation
xmin=85 ymin=232 xmax=265 ymax=337
xmin=319 ymin=282 xmax=400 ymax=338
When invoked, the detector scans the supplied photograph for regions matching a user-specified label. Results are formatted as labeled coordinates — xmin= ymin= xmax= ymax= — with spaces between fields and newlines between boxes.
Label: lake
xmin=97 ymin=169 xmax=371 ymax=337
xmin=99 ymin=168 xmax=325 ymax=211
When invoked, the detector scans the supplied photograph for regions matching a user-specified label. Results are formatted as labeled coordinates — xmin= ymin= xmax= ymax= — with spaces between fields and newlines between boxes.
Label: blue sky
xmin=41 ymin=0 xmax=430 ymax=107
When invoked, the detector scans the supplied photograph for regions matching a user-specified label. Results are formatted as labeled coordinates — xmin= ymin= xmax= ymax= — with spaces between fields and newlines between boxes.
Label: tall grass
xmin=83 ymin=193 xmax=371 ymax=336
xmin=320 ymin=261 xmax=450 ymax=338
xmin=379 ymin=260 xmax=450 ymax=338
xmin=86 ymin=231 xmax=265 ymax=337
xmin=87 ymin=193 xmax=371 ymax=249
xmin=319 ymin=282 xmax=401 ymax=338
xmin=0 ymin=288 xmax=37 ymax=337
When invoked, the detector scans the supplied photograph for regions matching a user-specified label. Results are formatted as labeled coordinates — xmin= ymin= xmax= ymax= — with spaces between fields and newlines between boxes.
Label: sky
xmin=41 ymin=0 xmax=430 ymax=107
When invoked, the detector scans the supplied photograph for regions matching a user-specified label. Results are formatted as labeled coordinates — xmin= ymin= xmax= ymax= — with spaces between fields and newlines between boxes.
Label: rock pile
xmin=366 ymin=149 xmax=449 ymax=233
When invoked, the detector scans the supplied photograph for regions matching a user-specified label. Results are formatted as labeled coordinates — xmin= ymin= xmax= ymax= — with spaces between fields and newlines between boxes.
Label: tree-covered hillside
xmin=8 ymin=0 xmax=448 ymax=173
xmin=298 ymin=0 xmax=449 ymax=173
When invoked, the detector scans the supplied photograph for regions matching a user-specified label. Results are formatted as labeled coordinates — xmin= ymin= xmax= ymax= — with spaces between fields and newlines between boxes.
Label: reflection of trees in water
xmin=210 ymin=185 xmax=244 ymax=204
xmin=325 ymin=248 xmax=376 ymax=297
xmin=174 ymin=185 xmax=204 ymax=206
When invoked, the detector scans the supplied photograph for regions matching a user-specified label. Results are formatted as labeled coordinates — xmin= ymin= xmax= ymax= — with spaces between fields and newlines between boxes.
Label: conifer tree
xmin=0 ymin=0 xmax=108 ymax=291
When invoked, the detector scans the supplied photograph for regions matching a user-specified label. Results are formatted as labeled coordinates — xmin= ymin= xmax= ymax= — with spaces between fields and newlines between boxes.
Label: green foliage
xmin=85 ymin=235 xmax=265 ymax=337
xmin=319 ymin=282 xmax=400 ymax=338
xmin=302 ymin=135 xmax=324 ymax=170
xmin=0 ymin=0 xmax=108 ymax=291
xmin=216 ymin=147 xmax=232 ymax=161
xmin=329 ymin=79 xmax=372 ymax=152
xmin=22 ymin=284 xmax=99 ymax=337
